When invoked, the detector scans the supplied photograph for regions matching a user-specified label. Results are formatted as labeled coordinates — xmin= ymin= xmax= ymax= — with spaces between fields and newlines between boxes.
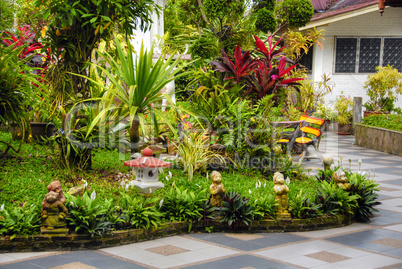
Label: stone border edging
xmin=0 ymin=215 xmax=353 ymax=252
xmin=355 ymin=124 xmax=402 ymax=156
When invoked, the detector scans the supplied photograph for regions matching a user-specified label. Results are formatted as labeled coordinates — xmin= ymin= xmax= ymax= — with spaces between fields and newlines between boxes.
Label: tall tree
xmin=34 ymin=0 xmax=159 ymax=105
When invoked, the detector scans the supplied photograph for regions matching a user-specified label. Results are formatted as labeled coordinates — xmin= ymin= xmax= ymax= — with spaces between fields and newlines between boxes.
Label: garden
xmin=0 ymin=0 xmax=392 ymax=248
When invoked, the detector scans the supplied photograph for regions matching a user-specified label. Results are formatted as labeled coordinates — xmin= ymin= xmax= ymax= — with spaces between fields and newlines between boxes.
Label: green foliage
xmin=346 ymin=173 xmax=381 ymax=222
xmin=275 ymin=0 xmax=314 ymax=29
xmin=0 ymin=203 xmax=41 ymax=239
xmin=177 ymin=132 xmax=225 ymax=180
xmin=255 ymin=8 xmax=276 ymax=33
xmin=217 ymin=191 xmax=253 ymax=230
xmin=316 ymin=165 xmax=341 ymax=183
xmin=361 ymin=114 xmax=402 ymax=132
xmin=0 ymin=0 xmax=15 ymax=31
xmin=363 ymin=65 xmax=402 ymax=112
xmin=334 ymin=94 xmax=353 ymax=125
xmin=84 ymin=38 xmax=186 ymax=152
xmin=316 ymin=181 xmax=358 ymax=216
xmin=120 ymin=194 xmax=162 ymax=229
xmin=159 ymin=187 xmax=207 ymax=223
xmin=190 ymin=36 xmax=219 ymax=59
xmin=289 ymin=189 xmax=319 ymax=219
xmin=203 ymin=0 xmax=244 ymax=22
xmin=251 ymin=193 xmax=277 ymax=220
xmin=35 ymin=0 xmax=158 ymax=100
xmin=66 ymin=192 xmax=113 ymax=237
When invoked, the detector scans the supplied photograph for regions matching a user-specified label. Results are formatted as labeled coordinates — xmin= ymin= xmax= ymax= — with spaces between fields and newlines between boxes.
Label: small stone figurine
xmin=210 ymin=171 xmax=225 ymax=207
xmin=40 ymin=181 xmax=69 ymax=236
xmin=41 ymin=191 xmax=68 ymax=229
xmin=273 ymin=172 xmax=291 ymax=219
xmin=42 ymin=180 xmax=66 ymax=206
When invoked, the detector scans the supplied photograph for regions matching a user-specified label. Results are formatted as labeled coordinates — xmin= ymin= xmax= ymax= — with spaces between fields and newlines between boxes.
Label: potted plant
xmin=334 ymin=94 xmax=353 ymax=135
xmin=363 ymin=65 xmax=402 ymax=117
xmin=312 ymin=104 xmax=336 ymax=131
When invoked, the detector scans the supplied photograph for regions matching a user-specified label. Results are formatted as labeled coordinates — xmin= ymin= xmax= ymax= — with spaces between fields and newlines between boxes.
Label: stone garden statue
xmin=210 ymin=171 xmax=225 ymax=207
xmin=42 ymin=180 xmax=66 ymax=206
xmin=41 ymin=191 xmax=68 ymax=229
xmin=273 ymin=172 xmax=291 ymax=219
xmin=40 ymin=181 xmax=69 ymax=236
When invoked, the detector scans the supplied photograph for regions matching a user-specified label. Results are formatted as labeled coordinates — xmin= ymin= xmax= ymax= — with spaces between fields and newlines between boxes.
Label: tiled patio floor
xmin=1 ymin=131 xmax=401 ymax=269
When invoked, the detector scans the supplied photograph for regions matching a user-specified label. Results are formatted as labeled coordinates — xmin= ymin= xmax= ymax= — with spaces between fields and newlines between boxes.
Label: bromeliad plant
xmin=217 ymin=191 xmax=254 ymax=231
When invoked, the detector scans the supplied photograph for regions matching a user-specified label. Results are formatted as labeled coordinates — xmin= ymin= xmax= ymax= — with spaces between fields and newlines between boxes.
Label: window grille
xmin=383 ymin=38 xmax=402 ymax=71
xmin=359 ymin=38 xmax=381 ymax=73
xmin=335 ymin=38 xmax=357 ymax=73
xmin=335 ymin=37 xmax=402 ymax=73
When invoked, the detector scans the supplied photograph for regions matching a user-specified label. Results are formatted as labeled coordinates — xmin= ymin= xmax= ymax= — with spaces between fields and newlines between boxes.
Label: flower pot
xmin=10 ymin=124 xmax=29 ymax=140
xmin=30 ymin=122 xmax=55 ymax=142
xmin=363 ymin=111 xmax=389 ymax=118
xmin=335 ymin=123 xmax=352 ymax=135
xmin=324 ymin=120 xmax=331 ymax=131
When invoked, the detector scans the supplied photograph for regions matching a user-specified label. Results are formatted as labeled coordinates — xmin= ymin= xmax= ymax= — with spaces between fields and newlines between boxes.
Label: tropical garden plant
xmin=363 ymin=65 xmax=402 ymax=112
xmin=334 ymin=94 xmax=353 ymax=125
xmin=83 ymin=38 xmax=187 ymax=154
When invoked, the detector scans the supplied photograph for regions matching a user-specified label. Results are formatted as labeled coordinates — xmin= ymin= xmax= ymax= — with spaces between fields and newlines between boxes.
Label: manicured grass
xmin=0 ymin=130 xmax=319 ymax=207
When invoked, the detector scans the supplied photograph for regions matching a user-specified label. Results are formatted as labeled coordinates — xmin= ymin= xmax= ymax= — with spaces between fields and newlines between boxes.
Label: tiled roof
xmin=311 ymin=0 xmax=378 ymax=21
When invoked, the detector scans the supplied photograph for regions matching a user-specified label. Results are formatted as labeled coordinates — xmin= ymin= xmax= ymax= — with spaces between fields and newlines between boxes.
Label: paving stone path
xmin=1 ymin=132 xmax=401 ymax=269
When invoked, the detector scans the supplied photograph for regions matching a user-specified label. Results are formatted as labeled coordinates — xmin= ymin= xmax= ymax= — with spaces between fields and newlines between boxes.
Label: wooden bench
xmin=272 ymin=120 xmax=305 ymax=157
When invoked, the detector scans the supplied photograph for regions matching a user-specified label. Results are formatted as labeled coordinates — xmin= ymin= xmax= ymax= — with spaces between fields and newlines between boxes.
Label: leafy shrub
xmin=0 ymin=203 xmax=41 ymax=239
xmin=289 ymin=190 xmax=320 ymax=219
xmin=316 ymin=165 xmax=341 ymax=183
xmin=120 ymin=194 xmax=162 ymax=229
xmin=251 ymin=193 xmax=277 ymax=220
xmin=159 ymin=187 xmax=206 ymax=223
xmin=66 ymin=192 xmax=113 ymax=237
xmin=346 ymin=173 xmax=381 ymax=222
xmin=361 ymin=114 xmax=402 ymax=132
xmin=217 ymin=191 xmax=253 ymax=230
xmin=316 ymin=181 xmax=358 ymax=216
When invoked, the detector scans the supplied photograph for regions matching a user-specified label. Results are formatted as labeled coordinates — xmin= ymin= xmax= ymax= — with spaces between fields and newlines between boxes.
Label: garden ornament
xmin=40 ymin=191 xmax=69 ymax=236
xmin=42 ymin=180 xmax=66 ymax=206
xmin=333 ymin=169 xmax=350 ymax=190
xmin=323 ymin=154 xmax=334 ymax=170
xmin=209 ymin=171 xmax=226 ymax=207
xmin=124 ymin=148 xmax=171 ymax=194
xmin=273 ymin=172 xmax=291 ymax=219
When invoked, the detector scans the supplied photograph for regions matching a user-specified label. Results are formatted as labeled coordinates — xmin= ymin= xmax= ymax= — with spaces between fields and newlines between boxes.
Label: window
xmin=298 ymin=45 xmax=313 ymax=72
xmin=335 ymin=37 xmax=402 ymax=73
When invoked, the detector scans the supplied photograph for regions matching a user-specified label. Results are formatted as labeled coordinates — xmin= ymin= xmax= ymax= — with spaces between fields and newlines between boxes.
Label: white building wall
xmin=311 ymin=8 xmax=402 ymax=109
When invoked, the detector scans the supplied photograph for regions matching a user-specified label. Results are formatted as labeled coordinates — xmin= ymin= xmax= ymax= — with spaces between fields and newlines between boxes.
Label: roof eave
xmin=300 ymin=4 xmax=380 ymax=30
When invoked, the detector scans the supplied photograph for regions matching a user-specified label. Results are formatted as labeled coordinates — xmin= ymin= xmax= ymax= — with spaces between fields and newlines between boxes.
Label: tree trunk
xmin=130 ymin=115 xmax=140 ymax=154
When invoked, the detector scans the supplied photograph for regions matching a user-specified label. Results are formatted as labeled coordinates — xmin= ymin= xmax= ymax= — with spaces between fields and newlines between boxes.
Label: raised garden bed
xmin=0 ymin=215 xmax=353 ymax=252
xmin=355 ymin=124 xmax=402 ymax=156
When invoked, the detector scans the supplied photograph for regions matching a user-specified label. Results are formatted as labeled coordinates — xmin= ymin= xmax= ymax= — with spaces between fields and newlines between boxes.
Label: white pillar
xmin=311 ymin=27 xmax=325 ymax=83
xmin=131 ymin=0 xmax=166 ymax=54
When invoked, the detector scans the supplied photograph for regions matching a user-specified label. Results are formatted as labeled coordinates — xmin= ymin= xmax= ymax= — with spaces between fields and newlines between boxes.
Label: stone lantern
xmin=124 ymin=148 xmax=171 ymax=194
